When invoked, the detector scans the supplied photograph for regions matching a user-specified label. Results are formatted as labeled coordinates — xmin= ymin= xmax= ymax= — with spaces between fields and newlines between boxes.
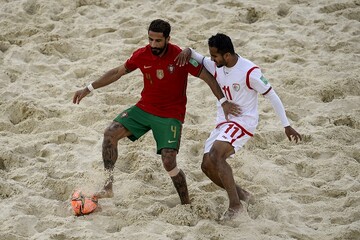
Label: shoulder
xmin=131 ymin=45 xmax=151 ymax=57
xmin=168 ymin=43 xmax=181 ymax=54
xmin=236 ymin=55 xmax=261 ymax=75
xmin=238 ymin=55 xmax=257 ymax=69
xmin=126 ymin=45 xmax=152 ymax=69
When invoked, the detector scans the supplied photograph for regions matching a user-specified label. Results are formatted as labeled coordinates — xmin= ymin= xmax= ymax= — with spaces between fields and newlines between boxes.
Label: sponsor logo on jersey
xmin=232 ymin=83 xmax=240 ymax=92
xmin=156 ymin=69 xmax=164 ymax=79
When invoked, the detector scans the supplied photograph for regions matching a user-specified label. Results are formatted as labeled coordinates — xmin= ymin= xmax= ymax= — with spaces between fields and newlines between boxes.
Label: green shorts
xmin=114 ymin=106 xmax=182 ymax=154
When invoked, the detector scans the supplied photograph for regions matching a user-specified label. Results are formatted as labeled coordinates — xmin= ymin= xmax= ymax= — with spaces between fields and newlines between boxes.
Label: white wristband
xmin=87 ymin=84 xmax=94 ymax=92
xmin=219 ymin=97 xmax=227 ymax=105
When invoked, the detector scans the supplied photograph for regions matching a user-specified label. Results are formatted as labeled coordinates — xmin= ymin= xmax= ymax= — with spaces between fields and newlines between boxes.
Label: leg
xmin=95 ymin=121 xmax=132 ymax=198
xmin=202 ymin=153 xmax=252 ymax=204
xmin=203 ymin=140 xmax=253 ymax=218
xmin=209 ymin=141 xmax=242 ymax=212
xmin=161 ymin=148 xmax=190 ymax=204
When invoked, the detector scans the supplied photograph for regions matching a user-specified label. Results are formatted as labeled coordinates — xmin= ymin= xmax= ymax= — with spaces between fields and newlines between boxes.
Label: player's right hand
xmin=73 ymin=88 xmax=90 ymax=104
xmin=222 ymin=101 xmax=241 ymax=121
xmin=175 ymin=48 xmax=191 ymax=67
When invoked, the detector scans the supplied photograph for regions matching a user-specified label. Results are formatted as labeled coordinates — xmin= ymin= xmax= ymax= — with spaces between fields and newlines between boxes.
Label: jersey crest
xmin=168 ymin=64 xmax=175 ymax=74
xmin=232 ymin=83 xmax=240 ymax=92
xmin=156 ymin=69 xmax=164 ymax=79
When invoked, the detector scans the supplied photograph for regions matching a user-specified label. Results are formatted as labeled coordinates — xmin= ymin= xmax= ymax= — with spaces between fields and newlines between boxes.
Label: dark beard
xmin=151 ymin=43 xmax=167 ymax=56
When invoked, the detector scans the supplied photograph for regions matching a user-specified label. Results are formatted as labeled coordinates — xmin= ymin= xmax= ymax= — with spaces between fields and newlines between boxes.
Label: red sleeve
xmin=125 ymin=48 xmax=144 ymax=72
xmin=186 ymin=58 xmax=203 ymax=77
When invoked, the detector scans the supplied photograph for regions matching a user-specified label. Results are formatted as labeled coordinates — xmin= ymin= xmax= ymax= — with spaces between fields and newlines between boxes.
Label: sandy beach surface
xmin=1 ymin=0 xmax=359 ymax=239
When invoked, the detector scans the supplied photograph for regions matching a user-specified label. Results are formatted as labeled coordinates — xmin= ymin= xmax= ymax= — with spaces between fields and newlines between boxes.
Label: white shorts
xmin=204 ymin=122 xmax=252 ymax=154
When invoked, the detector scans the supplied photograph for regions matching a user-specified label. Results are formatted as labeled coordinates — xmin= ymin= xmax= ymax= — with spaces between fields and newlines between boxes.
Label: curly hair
xmin=208 ymin=33 xmax=235 ymax=55
xmin=148 ymin=19 xmax=171 ymax=38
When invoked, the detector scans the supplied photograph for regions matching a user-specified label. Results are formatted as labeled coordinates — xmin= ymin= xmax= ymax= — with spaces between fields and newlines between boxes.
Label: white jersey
xmin=202 ymin=55 xmax=271 ymax=135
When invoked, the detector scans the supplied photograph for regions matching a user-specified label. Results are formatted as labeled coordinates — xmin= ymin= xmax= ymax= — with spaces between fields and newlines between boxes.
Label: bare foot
xmin=94 ymin=189 xmax=114 ymax=198
xmin=242 ymin=190 xmax=255 ymax=205
xmin=219 ymin=207 xmax=244 ymax=221
xmin=236 ymin=187 xmax=255 ymax=205
xmin=94 ymin=182 xmax=114 ymax=199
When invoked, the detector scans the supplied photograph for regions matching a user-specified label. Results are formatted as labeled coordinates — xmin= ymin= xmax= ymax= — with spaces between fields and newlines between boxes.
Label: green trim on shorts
xmin=114 ymin=106 xmax=182 ymax=154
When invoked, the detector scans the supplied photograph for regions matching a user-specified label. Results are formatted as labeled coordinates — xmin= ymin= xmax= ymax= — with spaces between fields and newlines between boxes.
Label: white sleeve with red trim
xmin=189 ymin=48 xmax=204 ymax=63
xmin=248 ymin=68 xmax=271 ymax=94
xmin=264 ymin=89 xmax=290 ymax=127
xmin=189 ymin=48 xmax=216 ymax=75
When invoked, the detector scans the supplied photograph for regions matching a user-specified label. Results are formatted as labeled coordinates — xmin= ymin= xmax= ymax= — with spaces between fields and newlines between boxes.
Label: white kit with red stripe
xmin=190 ymin=48 xmax=290 ymax=153
xmin=202 ymin=55 xmax=271 ymax=135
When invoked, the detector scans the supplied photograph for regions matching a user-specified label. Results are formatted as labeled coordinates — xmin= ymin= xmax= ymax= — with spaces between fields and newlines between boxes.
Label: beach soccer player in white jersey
xmin=175 ymin=33 xmax=302 ymax=220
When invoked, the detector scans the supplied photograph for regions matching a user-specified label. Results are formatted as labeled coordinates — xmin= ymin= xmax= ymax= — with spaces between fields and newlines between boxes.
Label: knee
xmin=103 ymin=126 xmax=112 ymax=139
xmin=103 ymin=122 xmax=125 ymax=142
xmin=161 ymin=148 xmax=177 ymax=171
xmin=208 ymin=147 xmax=220 ymax=163
xmin=103 ymin=127 xmax=115 ymax=147
xmin=203 ymin=147 xmax=226 ymax=171
xmin=201 ymin=154 xmax=214 ymax=173
xmin=201 ymin=157 xmax=209 ymax=173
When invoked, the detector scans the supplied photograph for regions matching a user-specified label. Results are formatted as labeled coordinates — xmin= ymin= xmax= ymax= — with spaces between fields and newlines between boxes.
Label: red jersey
xmin=125 ymin=43 xmax=203 ymax=123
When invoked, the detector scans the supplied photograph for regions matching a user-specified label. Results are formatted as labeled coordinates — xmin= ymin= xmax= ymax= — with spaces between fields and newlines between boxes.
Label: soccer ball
xmin=71 ymin=190 xmax=98 ymax=216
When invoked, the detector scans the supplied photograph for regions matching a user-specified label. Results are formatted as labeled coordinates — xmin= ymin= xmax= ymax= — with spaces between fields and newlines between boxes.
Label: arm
xmin=175 ymin=47 xmax=204 ymax=66
xmin=264 ymin=89 xmax=302 ymax=142
xmin=72 ymin=64 xmax=129 ymax=104
xmin=198 ymin=67 xmax=241 ymax=120
xmin=176 ymin=48 xmax=240 ymax=119
xmin=189 ymin=48 xmax=204 ymax=63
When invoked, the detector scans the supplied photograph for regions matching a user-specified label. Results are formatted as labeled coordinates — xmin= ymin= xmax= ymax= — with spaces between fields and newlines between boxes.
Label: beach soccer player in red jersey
xmin=72 ymin=19 xmax=240 ymax=205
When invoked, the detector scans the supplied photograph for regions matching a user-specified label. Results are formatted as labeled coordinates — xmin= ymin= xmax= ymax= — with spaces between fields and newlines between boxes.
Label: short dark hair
xmin=148 ymin=19 xmax=171 ymax=38
xmin=208 ymin=33 xmax=235 ymax=55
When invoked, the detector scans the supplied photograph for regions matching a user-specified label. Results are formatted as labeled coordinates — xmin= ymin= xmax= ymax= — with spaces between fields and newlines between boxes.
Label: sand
xmin=0 ymin=0 xmax=359 ymax=239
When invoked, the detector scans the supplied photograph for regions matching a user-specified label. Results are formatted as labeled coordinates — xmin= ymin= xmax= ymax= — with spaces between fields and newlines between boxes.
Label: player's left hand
xmin=222 ymin=101 xmax=241 ymax=121
xmin=284 ymin=126 xmax=302 ymax=143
